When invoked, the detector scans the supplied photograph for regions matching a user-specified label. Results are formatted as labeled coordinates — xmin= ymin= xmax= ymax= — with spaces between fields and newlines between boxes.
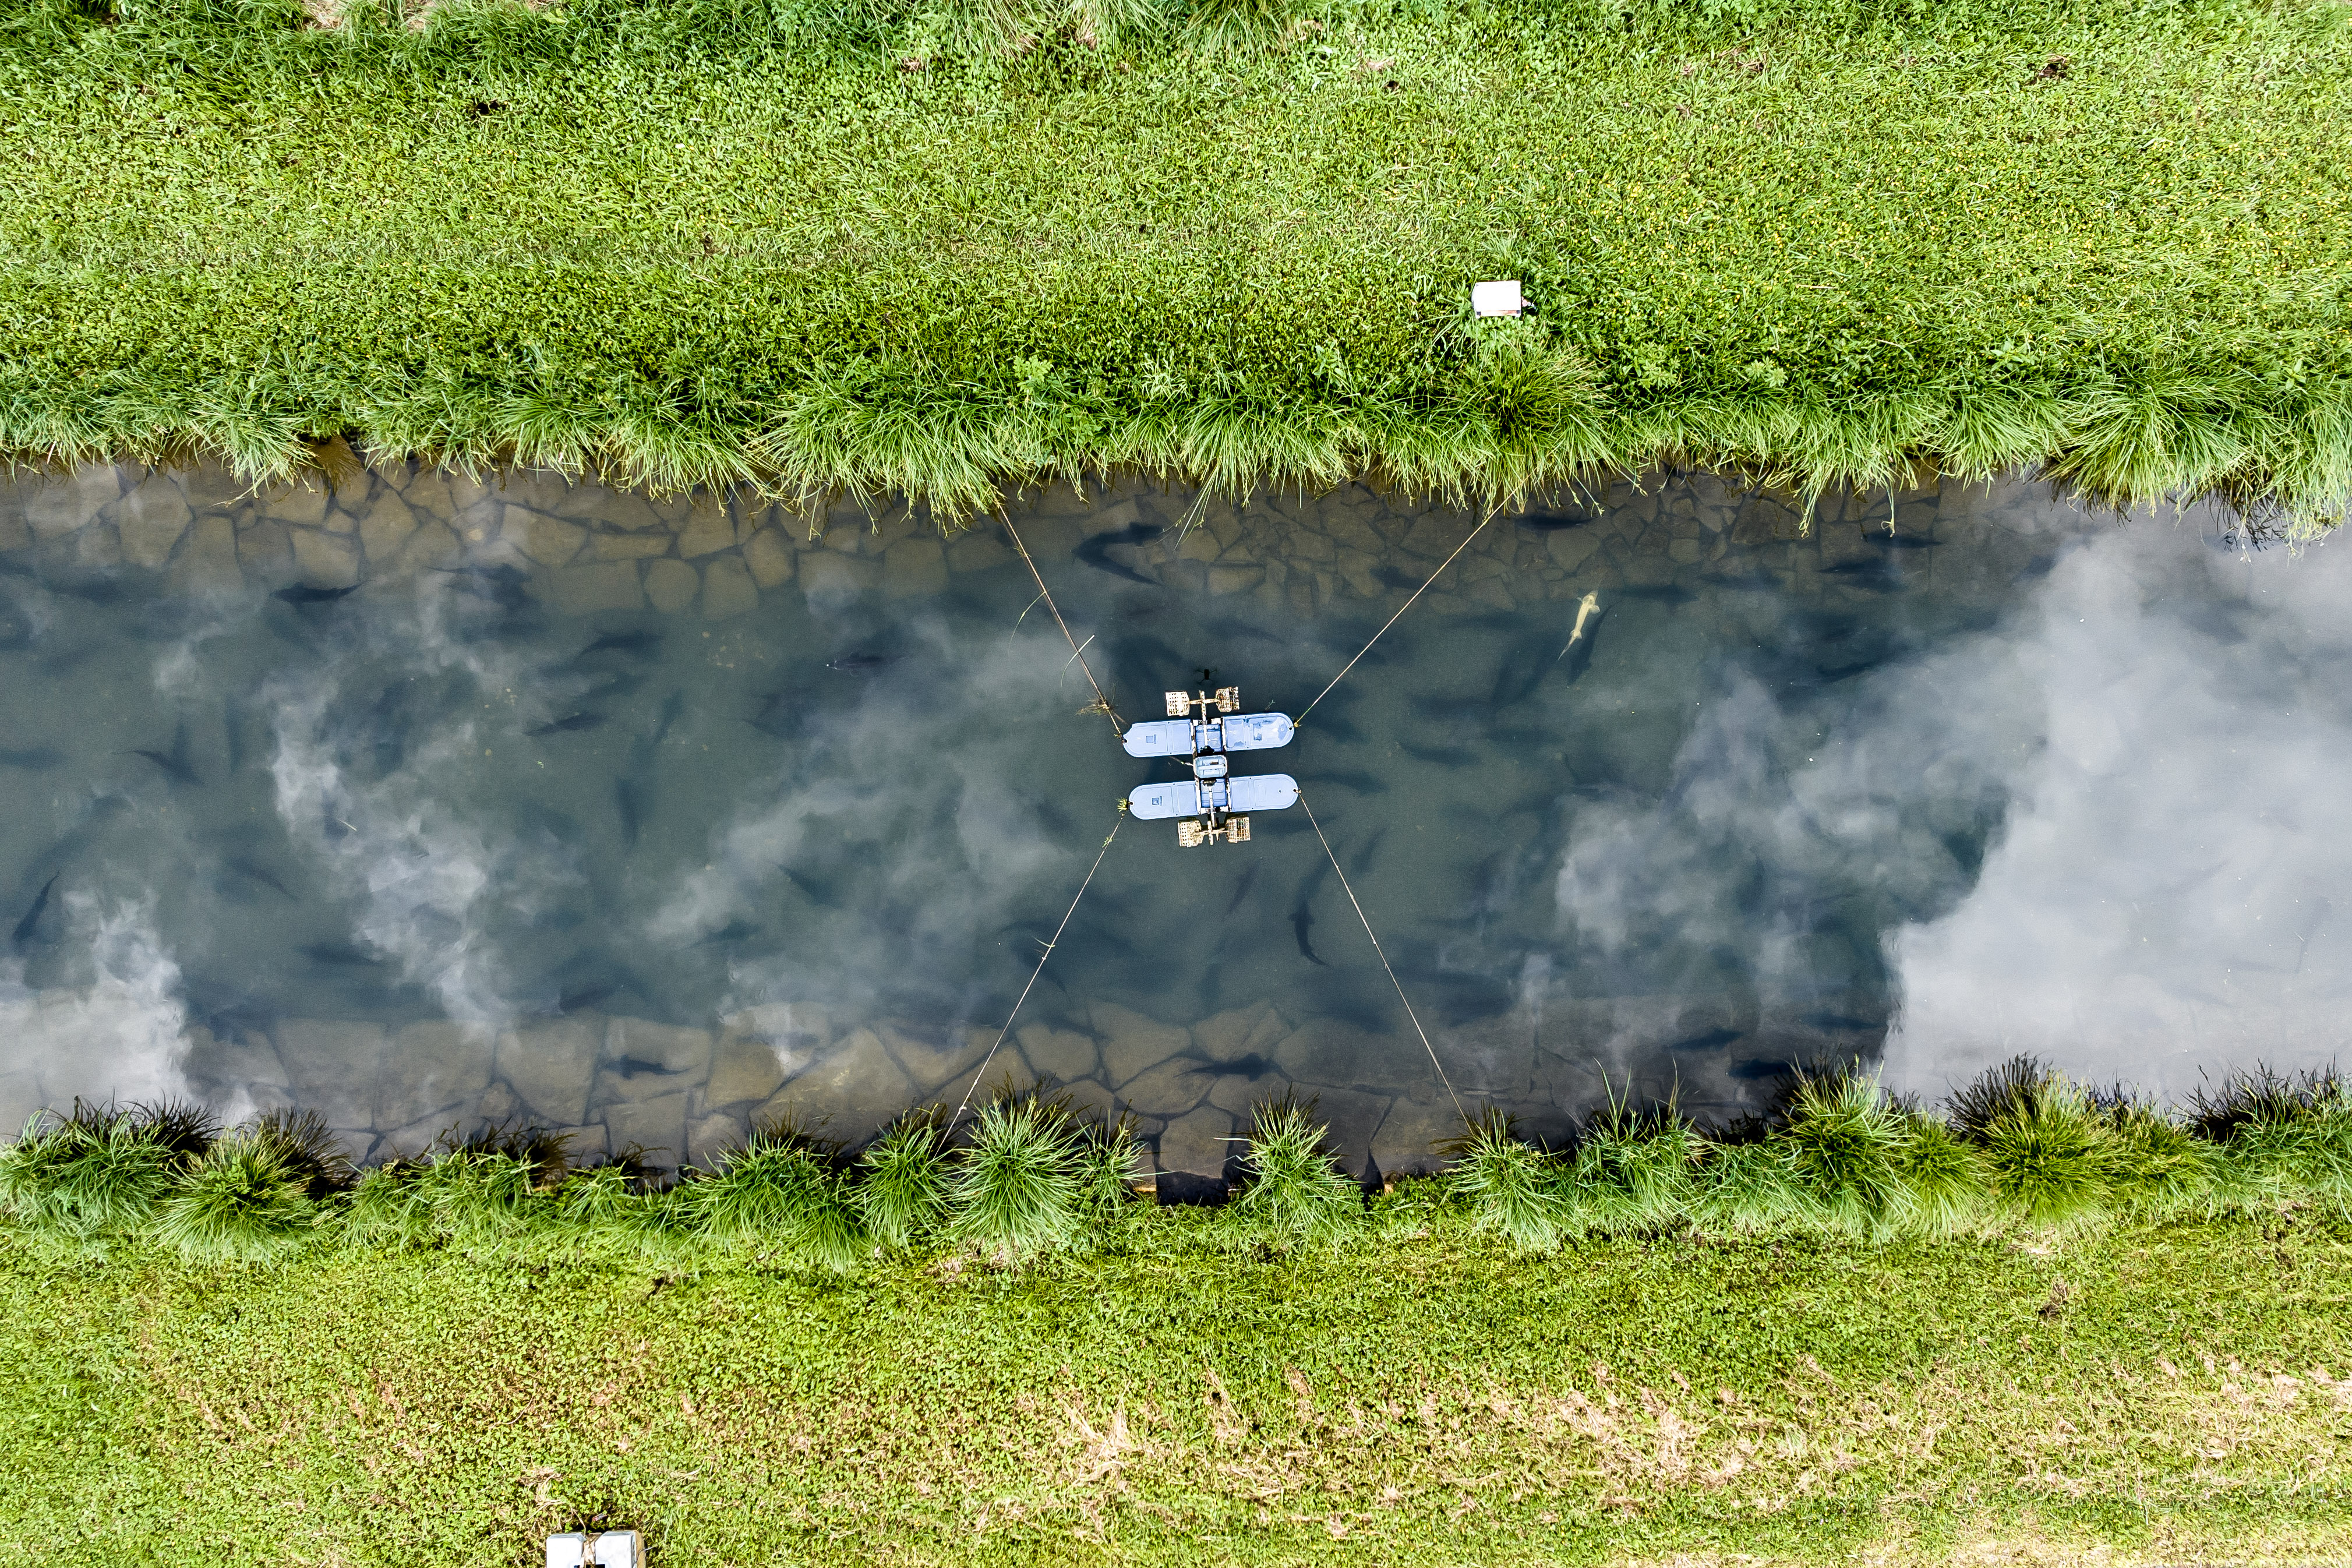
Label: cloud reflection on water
xmin=1881 ymin=521 xmax=2352 ymax=1099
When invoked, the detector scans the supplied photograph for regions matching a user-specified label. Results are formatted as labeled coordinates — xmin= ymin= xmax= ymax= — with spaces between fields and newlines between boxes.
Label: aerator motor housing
xmin=1122 ymin=687 xmax=1299 ymax=846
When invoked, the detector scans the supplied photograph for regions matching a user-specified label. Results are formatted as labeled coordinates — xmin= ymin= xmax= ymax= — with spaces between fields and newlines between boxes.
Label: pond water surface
xmin=1 ymin=461 xmax=2345 ymax=1179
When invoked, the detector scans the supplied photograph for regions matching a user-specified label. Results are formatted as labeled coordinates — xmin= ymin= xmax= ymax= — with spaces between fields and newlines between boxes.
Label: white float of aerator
xmin=1129 ymin=772 xmax=1299 ymax=820
xmin=1121 ymin=710 xmax=1295 ymax=758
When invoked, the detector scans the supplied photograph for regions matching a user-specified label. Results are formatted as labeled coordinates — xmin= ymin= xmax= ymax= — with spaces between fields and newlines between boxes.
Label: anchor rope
xmin=1295 ymin=508 xmax=1500 ymax=726
xmin=1298 ymin=792 xmax=1470 ymax=1128
xmin=1001 ymin=513 xmax=1124 ymax=736
xmin=948 ymin=805 xmax=1127 ymax=1133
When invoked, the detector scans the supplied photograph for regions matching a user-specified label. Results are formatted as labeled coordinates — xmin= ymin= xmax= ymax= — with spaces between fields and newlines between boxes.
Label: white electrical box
xmin=549 ymin=1531 xmax=642 ymax=1568
xmin=1471 ymin=280 xmax=1524 ymax=317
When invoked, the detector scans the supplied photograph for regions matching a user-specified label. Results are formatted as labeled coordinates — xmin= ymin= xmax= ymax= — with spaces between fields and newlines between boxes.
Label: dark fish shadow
xmin=1073 ymin=522 xmax=1166 ymax=585
xmin=125 ymin=717 xmax=202 ymax=788
xmin=272 ymin=583 xmax=364 ymax=608
xmin=10 ymin=874 xmax=60 ymax=951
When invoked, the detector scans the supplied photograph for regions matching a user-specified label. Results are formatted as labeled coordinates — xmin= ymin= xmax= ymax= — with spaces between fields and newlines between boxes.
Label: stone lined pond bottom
xmin=3 ymin=460 xmax=2341 ymax=1179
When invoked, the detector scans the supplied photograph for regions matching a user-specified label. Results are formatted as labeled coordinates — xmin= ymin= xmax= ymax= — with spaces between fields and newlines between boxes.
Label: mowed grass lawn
xmin=1 ymin=0 xmax=2349 ymax=506
xmin=4 ymin=1209 xmax=2350 ymax=1565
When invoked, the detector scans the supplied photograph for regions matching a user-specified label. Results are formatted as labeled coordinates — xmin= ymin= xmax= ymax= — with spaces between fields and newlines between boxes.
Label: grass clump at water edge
xmin=853 ymin=1108 xmax=955 ymax=1250
xmin=683 ymin=1118 xmax=867 ymax=1272
xmin=2195 ymin=1066 xmax=2352 ymax=1207
xmin=1443 ymin=1110 xmax=1570 ymax=1253
xmin=2 ymin=1059 xmax=2350 ymax=1269
xmin=944 ymin=1092 xmax=1110 ymax=1261
xmin=1223 ymin=1096 xmax=1361 ymax=1241
xmin=149 ymin=1132 xmax=319 ymax=1264
xmin=0 ymin=1100 xmax=217 ymax=1253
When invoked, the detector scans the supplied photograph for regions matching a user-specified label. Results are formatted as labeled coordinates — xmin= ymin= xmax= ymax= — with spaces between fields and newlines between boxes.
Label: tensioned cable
xmin=1298 ymin=793 xmax=1470 ymax=1128
xmin=1295 ymin=508 xmax=1501 ymax=726
xmin=947 ymin=806 xmax=1127 ymax=1133
xmin=1001 ymin=514 xmax=1124 ymax=736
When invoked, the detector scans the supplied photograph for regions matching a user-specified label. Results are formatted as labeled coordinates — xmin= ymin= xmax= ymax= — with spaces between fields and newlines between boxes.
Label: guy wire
xmin=1298 ymin=793 xmax=1470 ymax=1127
xmin=1001 ymin=513 xmax=1124 ymax=735
xmin=948 ymin=805 xmax=1127 ymax=1133
xmin=1295 ymin=508 xmax=1499 ymax=726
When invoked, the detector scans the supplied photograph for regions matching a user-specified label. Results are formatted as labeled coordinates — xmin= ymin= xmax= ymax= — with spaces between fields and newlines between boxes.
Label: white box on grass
xmin=1471 ymin=279 xmax=1523 ymax=317
xmin=592 ymin=1531 xmax=644 ymax=1568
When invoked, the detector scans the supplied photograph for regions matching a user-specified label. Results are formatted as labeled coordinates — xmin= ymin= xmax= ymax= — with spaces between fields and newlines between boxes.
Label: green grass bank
xmin=2 ymin=0 xmax=2350 ymax=519
xmin=6 ymin=1066 xmax=2352 ymax=1560
xmin=5 ymin=1213 xmax=2351 ymax=1566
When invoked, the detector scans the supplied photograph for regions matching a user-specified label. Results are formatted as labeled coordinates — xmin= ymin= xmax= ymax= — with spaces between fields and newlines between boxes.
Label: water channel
xmin=1 ymin=461 xmax=2344 ymax=1179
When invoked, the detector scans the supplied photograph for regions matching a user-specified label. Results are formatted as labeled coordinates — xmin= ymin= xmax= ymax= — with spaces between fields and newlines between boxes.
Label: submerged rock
xmin=110 ymin=485 xmax=193 ymax=570
xmin=22 ymin=467 xmax=122 ymax=539
xmin=1016 ymin=1023 xmax=1098 ymax=1082
xmin=741 ymin=527 xmax=797 ymax=588
xmin=642 ymin=558 xmax=699 ymax=613
xmin=375 ymin=1020 xmax=493 ymax=1133
xmin=1091 ymin=1001 xmax=1189 ymax=1085
xmin=495 ymin=1018 xmax=602 ymax=1128
xmin=700 ymin=555 xmax=759 ymax=619
xmin=754 ymin=1025 xmax=910 ymax=1145
xmin=553 ymin=561 xmax=643 ymax=614
xmin=604 ymin=1018 xmax=711 ymax=1077
xmin=603 ymin=1090 xmax=690 ymax=1166
xmin=272 ymin=1019 xmax=387 ymax=1129
xmin=1156 ymin=1104 xmax=1235 ymax=1178
xmin=704 ymin=1036 xmax=790 ymax=1108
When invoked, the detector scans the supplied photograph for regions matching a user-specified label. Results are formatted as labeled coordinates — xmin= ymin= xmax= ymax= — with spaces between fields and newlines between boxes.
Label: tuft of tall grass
xmin=1946 ymin=1055 xmax=2050 ymax=1142
xmin=1442 ymin=1111 xmax=1568 ymax=1253
xmin=1178 ymin=0 xmax=1292 ymax=53
xmin=1068 ymin=0 xmax=1168 ymax=49
xmin=2189 ymin=1066 xmax=2342 ymax=1140
xmin=340 ymin=1162 xmax=438 ymax=1247
xmin=250 ymin=1108 xmax=358 ymax=1198
xmin=1772 ymin=1069 xmax=1913 ymax=1235
xmin=341 ymin=1143 xmax=539 ymax=1248
xmin=549 ymin=1156 xmax=698 ymax=1257
xmin=919 ymin=0 xmax=1026 ymax=56
xmin=947 ymin=1094 xmax=1086 ymax=1261
xmin=896 ymin=0 xmax=1178 ymax=66
xmin=444 ymin=1121 xmax=573 ymax=1187
xmin=1225 ymin=1099 xmax=1359 ymax=1241
xmin=150 ymin=1134 xmax=318 ymax=1265
xmin=2195 ymin=1068 xmax=2352 ymax=1209
xmin=685 ymin=1123 xmax=867 ymax=1273
xmin=1567 ymin=1103 xmax=1703 ymax=1235
xmin=854 ymin=1110 xmax=953 ymax=1249
xmin=1958 ymin=1068 xmax=2117 ymax=1230
xmin=2099 ymin=1095 xmax=2217 ymax=1217
xmin=1694 ymin=1136 xmax=1817 ymax=1234
xmin=0 ymin=1115 xmax=84 ymax=1233
xmin=1074 ymin=1114 xmax=1147 ymax=1224
xmin=0 ymin=1103 xmax=204 ymax=1250
xmin=553 ymin=1160 xmax=641 ymax=1228
xmin=1895 ymin=1112 xmax=1987 ymax=1235
xmin=126 ymin=1099 xmax=225 ymax=1163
